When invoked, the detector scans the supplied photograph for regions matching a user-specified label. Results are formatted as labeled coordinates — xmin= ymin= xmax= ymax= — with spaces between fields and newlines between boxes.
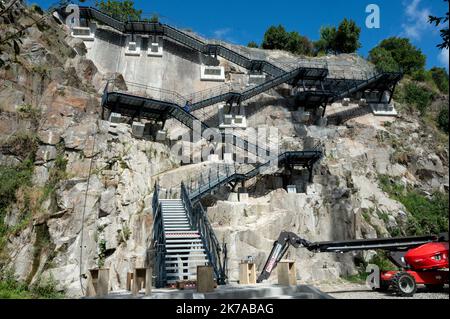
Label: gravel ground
xmin=316 ymin=282 xmax=449 ymax=299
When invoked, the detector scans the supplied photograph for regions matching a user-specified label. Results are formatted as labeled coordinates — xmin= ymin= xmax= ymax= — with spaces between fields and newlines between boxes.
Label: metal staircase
xmin=187 ymin=149 xmax=323 ymax=203
xmin=152 ymin=184 xmax=226 ymax=287
xmin=160 ymin=199 xmax=208 ymax=284
xmin=64 ymin=6 xmax=402 ymax=110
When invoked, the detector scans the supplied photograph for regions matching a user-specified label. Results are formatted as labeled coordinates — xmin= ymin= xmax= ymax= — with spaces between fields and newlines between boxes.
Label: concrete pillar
xmin=286 ymin=185 xmax=297 ymax=194
xmin=132 ymin=122 xmax=145 ymax=138
xmin=85 ymin=269 xmax=98 ymax=297
xmin=109 ymin=112 xmax=122 ymax=123
xmin=223 ymin=153 xmax=234 ymax=164
xmin=97 ymin=268 xmax=110 ymax=297
xmin=145 ymin=268 xmax=152 ymax=296
xmin=132 ymin=268 xmax=147 ymax=296
xmin=239 ymin=263 xmax=256 ymax=285
xmin=126 ymin=272 xmax=134 ymax=291
xmin=277 ymin=261 xmax=297 ymax=286
xmin=239 ymin=192 xmax=249 ymax=202
xmin=197 ymin=266 xmax=215 ymax=293
xmin=228 ymin=192 xmax=239 ymax=202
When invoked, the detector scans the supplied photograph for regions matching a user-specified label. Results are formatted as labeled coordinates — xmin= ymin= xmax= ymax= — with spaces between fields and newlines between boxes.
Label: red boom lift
xmin=257 ymin=232 xmax=449 ymax=296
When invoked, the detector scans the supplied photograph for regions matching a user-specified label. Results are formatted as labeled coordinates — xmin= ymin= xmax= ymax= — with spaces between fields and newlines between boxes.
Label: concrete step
xmin=165 ymin=259 xmax=208 ymax=264
xmin=165 ymin=264 xmax=205 ymax=270
xmin=166 ymin=249 xmax=206 ymax=253
xmin=165 ymin=255 xmax=207 ymax=261
xmin=166 ymin=243 xmax=203 ymax=249
xmin=164 ymin=227 xmax=192 ymax=231
xmin=165 ymin=232 xmax=201 ymax=238
xmin=165 ymin=239 xmax=203 ymax=243
xmin=163 ymin=221 xmax=189 ymax=224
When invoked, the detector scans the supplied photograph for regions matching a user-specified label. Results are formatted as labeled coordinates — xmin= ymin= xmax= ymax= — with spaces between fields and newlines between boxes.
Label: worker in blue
xmin=183 ymin=99 xmax=192 ymax=113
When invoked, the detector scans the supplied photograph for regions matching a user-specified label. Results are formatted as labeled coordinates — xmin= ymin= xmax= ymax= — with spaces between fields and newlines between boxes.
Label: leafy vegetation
xmin=95 ymin=0 xmax=143 ymax=21
xmin=314 ymin=19 xmax=361 ymax=54
xmin=428 ymin=0 xmax=449 ymax=50
xmin=437 ymin=107 xmax=448 ymax=133
xmin=0 ymin=159 xmax=35 ymax=253
xmin=261 ymin=25 xmax=314 ymax=56
xmin=429 ymin=67 xmax=449 ymax=93
xmin=378 ymin=175 xmax=449 ymax=236
xmin=247 ymin=41 xmax=258 ymax=48
xmin=0 ymin=269 xmax=64 ymax=299
xmin=401 ymin=82 xmax=434 ymax=114
xmin=369 ymin=37 xmax=426 ymax=76
xmin=368 ymin=47 xmax=399 ymax=73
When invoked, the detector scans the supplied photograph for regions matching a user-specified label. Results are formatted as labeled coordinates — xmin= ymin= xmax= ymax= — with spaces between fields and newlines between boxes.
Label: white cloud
xmin=401 ymin=0 xmax=432 ymax=40
xmin=438 ymin=48 xmax=449 ymax=70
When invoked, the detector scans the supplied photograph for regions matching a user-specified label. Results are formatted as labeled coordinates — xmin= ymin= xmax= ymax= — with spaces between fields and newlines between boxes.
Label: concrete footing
xmin=197 ymin=266 xmax=215 ymax=293
xmin=239 ymin=263 xmax=256 ymax=285
xmin=277 ymin=260 xmax=297 ymax=286
xmin=370 ymin=103 xmax=398 ymax=116
xmin=132 ymin=122 xmax=145 ymax=137
xmin=109 ymin=112 xmax=122 ymax=123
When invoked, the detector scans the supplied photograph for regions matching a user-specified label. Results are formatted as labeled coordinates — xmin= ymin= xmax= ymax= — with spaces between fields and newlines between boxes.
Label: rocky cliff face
xmin=0 ymin=6 xmax=448 ymax=297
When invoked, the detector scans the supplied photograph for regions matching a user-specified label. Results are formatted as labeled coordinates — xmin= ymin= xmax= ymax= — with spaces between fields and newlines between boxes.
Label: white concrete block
xmin=234 ymin=115 xmax=244 ymax=124
xmin=125 ymin=41 xmax=141 ymax=56
xmin=147 ymin=42 xmax=163 ymax=57
xmin=109 ymin=112 xmax=122 ymax=123
xmin=287 ymin=185 xmax=297 ymax=194
xmin=224 ymin=153 xmax=234 ymax=164
xmin=132 ymin=122 xmax=145 ymax=137
xmin=228 ymin=192 xmax=239 ymax=202
xmin=224 ymin=114 xmax=233 ymax=125
xmin=208 ymin=154 xmax=220 ymax=162
xmin=359 ymin=98 xmax=368 ymax=107
xmin=370 ymin=103 xmax=398 ymax=116
xmin=239 ymin=193 xmax=249 ymax=202
xmin=71 ymin=27 xmax=95 ymax=41
xmin=201 ymin=65 xmax=225 ymax=82
xmin=156 ymin=130 xmax=167 ymax=141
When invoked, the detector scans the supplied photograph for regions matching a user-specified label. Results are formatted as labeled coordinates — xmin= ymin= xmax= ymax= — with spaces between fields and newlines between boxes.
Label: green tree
xmin=368 ymin=47 xmax=399 ymax=72
xmin=314 ymin=26 xmax=337 ymax=54
xmin=333 ymin=18 xmax=361 ymax=53
xmin=261 ymin=25 xmax=313 ymax=56
xmin=429 ymin=67 xmax=449 ymax=93
xmin=428 ymin=0 xmax=449 ymax=49
xmin=95 ymin=0 xmax=143 ymax=22
xmin=374 ymin=37 xmax=426 ymax=75
xmin=261 ymin=25 xmax=289 ymax=50
xmin=247 ymin=41 xmax=259 ymax=48
xmin=286 ymin=31 xmax=314 ymax=56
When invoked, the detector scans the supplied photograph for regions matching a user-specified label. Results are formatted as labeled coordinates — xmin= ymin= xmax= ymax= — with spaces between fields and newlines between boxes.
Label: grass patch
xmin=0 ymin=269 xmax=64 ymax=299
xmin=378 ymin=175 xmax=449 ymax=235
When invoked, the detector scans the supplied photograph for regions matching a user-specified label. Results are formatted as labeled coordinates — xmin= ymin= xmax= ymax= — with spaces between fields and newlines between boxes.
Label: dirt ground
xmin=316 ymin=282 xmax=449 ymax=299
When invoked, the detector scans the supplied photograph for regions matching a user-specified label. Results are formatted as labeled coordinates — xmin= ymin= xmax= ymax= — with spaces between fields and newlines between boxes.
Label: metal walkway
xmin=59 ymin=6 xmax=402 ymax=110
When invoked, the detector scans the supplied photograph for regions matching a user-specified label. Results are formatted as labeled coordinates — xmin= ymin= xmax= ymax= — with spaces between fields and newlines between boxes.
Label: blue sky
xmin=33 ymin=0 xmax=449 ymax=70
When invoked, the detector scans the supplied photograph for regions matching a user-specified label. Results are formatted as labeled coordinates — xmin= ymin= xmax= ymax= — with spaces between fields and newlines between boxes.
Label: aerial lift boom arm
xmin=256 ymin=232 xmax=441 ymax=283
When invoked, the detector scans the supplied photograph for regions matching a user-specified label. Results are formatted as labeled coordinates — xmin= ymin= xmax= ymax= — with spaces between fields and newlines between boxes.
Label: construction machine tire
xmin=391 ymin=272 xmax=417 ymax=297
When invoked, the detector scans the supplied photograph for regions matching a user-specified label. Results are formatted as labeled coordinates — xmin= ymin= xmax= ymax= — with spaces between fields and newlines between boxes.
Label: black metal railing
xmin=151 ymin=183 xmax=167 ymax=288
